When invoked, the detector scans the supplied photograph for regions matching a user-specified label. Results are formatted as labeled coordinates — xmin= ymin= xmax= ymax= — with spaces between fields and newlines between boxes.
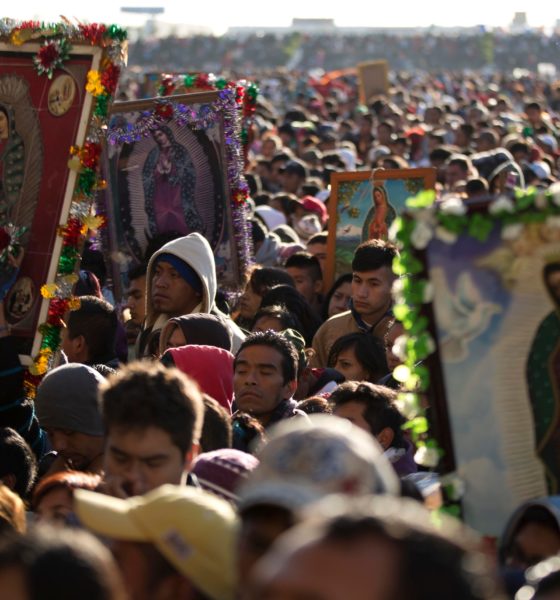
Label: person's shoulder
xmin=313 ymin=310 xmax=353 ymax=339
xmin=323 ymin=310 xmax=354 ymax=328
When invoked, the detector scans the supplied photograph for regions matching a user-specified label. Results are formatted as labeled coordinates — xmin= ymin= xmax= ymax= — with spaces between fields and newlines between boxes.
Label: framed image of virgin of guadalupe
xmin=0 ymin=24 xmax=126 ymax=361
xmin=325 ymin=167 xmax=436 ymax=287
xmin=391 ymin=190 xmax=560 ymax=536
xmin=105 ymin=90 xmax=249 ymax=291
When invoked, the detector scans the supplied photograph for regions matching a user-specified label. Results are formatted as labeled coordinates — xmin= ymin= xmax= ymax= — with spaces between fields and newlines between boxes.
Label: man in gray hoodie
xmin=138 ymin=232 xmax=245 ymax=357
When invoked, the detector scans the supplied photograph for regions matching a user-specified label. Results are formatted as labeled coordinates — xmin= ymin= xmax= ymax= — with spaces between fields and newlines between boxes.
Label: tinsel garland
xmin=0 ymin=18 xmax=126 ymax=45
xmin=107 ymin=89 xmax=253 ymax=274
xmin=0 ymin=19 xmax=127 ymax=397
xmin=0 ymin=224 xmax=27 ymax=270
xmin=157 ymin=72 xmax=258 ymax=163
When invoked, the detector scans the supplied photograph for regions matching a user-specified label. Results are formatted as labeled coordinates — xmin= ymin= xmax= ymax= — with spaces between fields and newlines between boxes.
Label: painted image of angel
xmin=431 ymin=267 xmax=502 ymax=363
xmin=6 ymin=276 xmax=35 ymax=323
xmin=362 ymin=184 xmax=396 ymax=240
xmin=476 ymin=223 xmax=543 ymax=290
xmin=0 ymin=75 xmax=43 ymax=244
xmin=47 ymin=74 xmax=76 ymax=117
xmin=526 ymin=261 xmax=560 ymax=491
xmin=142 ymin=125 xmax=203 ymax=236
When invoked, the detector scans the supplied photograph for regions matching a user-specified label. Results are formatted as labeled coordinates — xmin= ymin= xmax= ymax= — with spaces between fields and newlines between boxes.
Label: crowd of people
xmin=129 ymin=30 xmax=560 ymax=72
xmin=3 ymin=25 xmax=560 ymax=600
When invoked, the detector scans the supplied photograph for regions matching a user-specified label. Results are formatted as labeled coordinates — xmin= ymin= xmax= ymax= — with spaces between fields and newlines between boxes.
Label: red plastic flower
xmin=47 ymin=298 xmax=69 ymax=325
xmin=155 ymin=103 xmax=174 ymax=120
xmin=232 ymin=188 xmax=249 ymax=205
xmin=38 ymin=42 xmax=59 ymax=69
xmin=79 ymin=23 xmax=107 ymax=45
xmin=60 ymin=218 xmax=82 ymax=247
xmin=34 ymin=39 xmax=70 ymax=78
xmin=20 ymin=20 xmax=40 ymax=30
xmin=235 ymin=85 xmax=244 ymax=105
xmin=159 ymin=74 xmax=175 ymax=96
xmin=79 ymin=142 xmax=102 ymax=169
xmin=100 ymin=63 xmax=120 ymax=96
xmin=195 ymin=73 xmax=210 ymax=89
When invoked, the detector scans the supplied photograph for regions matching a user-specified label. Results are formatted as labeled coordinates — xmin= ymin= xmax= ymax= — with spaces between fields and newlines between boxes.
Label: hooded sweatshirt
xmin=498 ymin=496 xmax=560 ymax=566
xmin=162 ymin=345 xmax=234 ymax=412
xmin=159 ymin=313 xmax=233 ymax=355
xmin=140 ymin=233 xmax=245 ymax=356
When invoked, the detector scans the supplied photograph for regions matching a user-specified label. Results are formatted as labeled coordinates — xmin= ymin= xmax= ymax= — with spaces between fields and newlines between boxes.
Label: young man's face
xmin=126 ymin=276 xmax=147 ymax=325
xmin=286 ymin=266 xmax=322 ymax=305
xmin=281 ymin=172 xmax=302 ymax=194
xmin=104 ymin=425 xmax=189 ymax=497
xmin=234 ymin=345 xmax=295 ymax=425
xmin=445 ymin=163 xmax=467 ymax=188
xmin=44 ymin=427 xmax=104 ymax=471
xmin=306 ymin=241 xmax=328 ymax=275
xmin=351 ymin=267 xmax=394 ymax=322
xmin=151 ymin=261 xmax=201 ymax=317
xmin=525 ymin=106 xmax=541 ymax=126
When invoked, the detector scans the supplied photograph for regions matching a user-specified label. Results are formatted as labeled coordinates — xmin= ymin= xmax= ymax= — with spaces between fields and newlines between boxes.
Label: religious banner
xmin=390 ymin=188 xmax=560 ymax=536
xmin=357 ymin=59 xmax=389 ymax=104
xmin=325 ymin=168 xmax=436 ymax=287
xmin=105 ymin=90 xmax=251 ymax=295
xmin=0 ymin=19 xmax=127 ymax=388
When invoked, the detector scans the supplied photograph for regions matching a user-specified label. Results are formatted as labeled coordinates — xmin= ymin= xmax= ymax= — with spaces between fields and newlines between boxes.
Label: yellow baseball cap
xmin=74 ymin=485 xmax=238 ymax=600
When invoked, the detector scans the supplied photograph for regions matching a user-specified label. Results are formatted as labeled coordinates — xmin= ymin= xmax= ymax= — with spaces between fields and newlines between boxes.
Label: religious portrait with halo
xmin=0 ymin=35 xmax=109 ymax=358
xmin=105 ymin=91 xmax=245 ymax=291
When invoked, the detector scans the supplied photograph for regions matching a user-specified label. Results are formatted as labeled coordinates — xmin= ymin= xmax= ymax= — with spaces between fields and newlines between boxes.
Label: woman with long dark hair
xmin=321 ymin=273 xmax=353 ymax=321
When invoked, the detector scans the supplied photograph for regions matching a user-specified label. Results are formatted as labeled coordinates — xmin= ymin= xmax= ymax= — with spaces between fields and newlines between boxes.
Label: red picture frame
xmin=1 ymin=43 xmax=102 ymax=359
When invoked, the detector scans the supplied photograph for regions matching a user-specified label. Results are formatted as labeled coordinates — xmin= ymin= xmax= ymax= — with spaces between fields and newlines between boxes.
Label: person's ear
xmin=184 ymin=442 xmax=200 ymax=470
xmin=67 ymin=334 xmax=86 ymax=359
xmin=75 ymin=334 xmax=86 ymax=352
xmin=282 ymin=379 xmax=298 ymax=400
xmin=313 ymin=279 xmax=324 ymax=295
xmin=376 ymin=427 xmax=395 ymax=450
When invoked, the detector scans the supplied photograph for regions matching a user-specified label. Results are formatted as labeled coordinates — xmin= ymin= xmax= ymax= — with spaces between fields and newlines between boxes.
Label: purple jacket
xmin=386 ymin=439 xmax=418 ymax=477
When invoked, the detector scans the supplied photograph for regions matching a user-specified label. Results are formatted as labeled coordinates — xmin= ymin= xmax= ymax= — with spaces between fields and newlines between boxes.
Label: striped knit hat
xmin=190 ymin=449 xmax=259 ymax=505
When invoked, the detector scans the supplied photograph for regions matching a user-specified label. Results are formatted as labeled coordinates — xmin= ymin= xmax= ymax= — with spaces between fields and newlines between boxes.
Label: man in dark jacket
xmin=233 ymin=331 xmax=307 ymax=429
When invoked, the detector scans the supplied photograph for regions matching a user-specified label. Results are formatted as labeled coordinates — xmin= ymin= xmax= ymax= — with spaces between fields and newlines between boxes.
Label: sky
xmin=5 ymin=3 xmax=560 ymax=36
